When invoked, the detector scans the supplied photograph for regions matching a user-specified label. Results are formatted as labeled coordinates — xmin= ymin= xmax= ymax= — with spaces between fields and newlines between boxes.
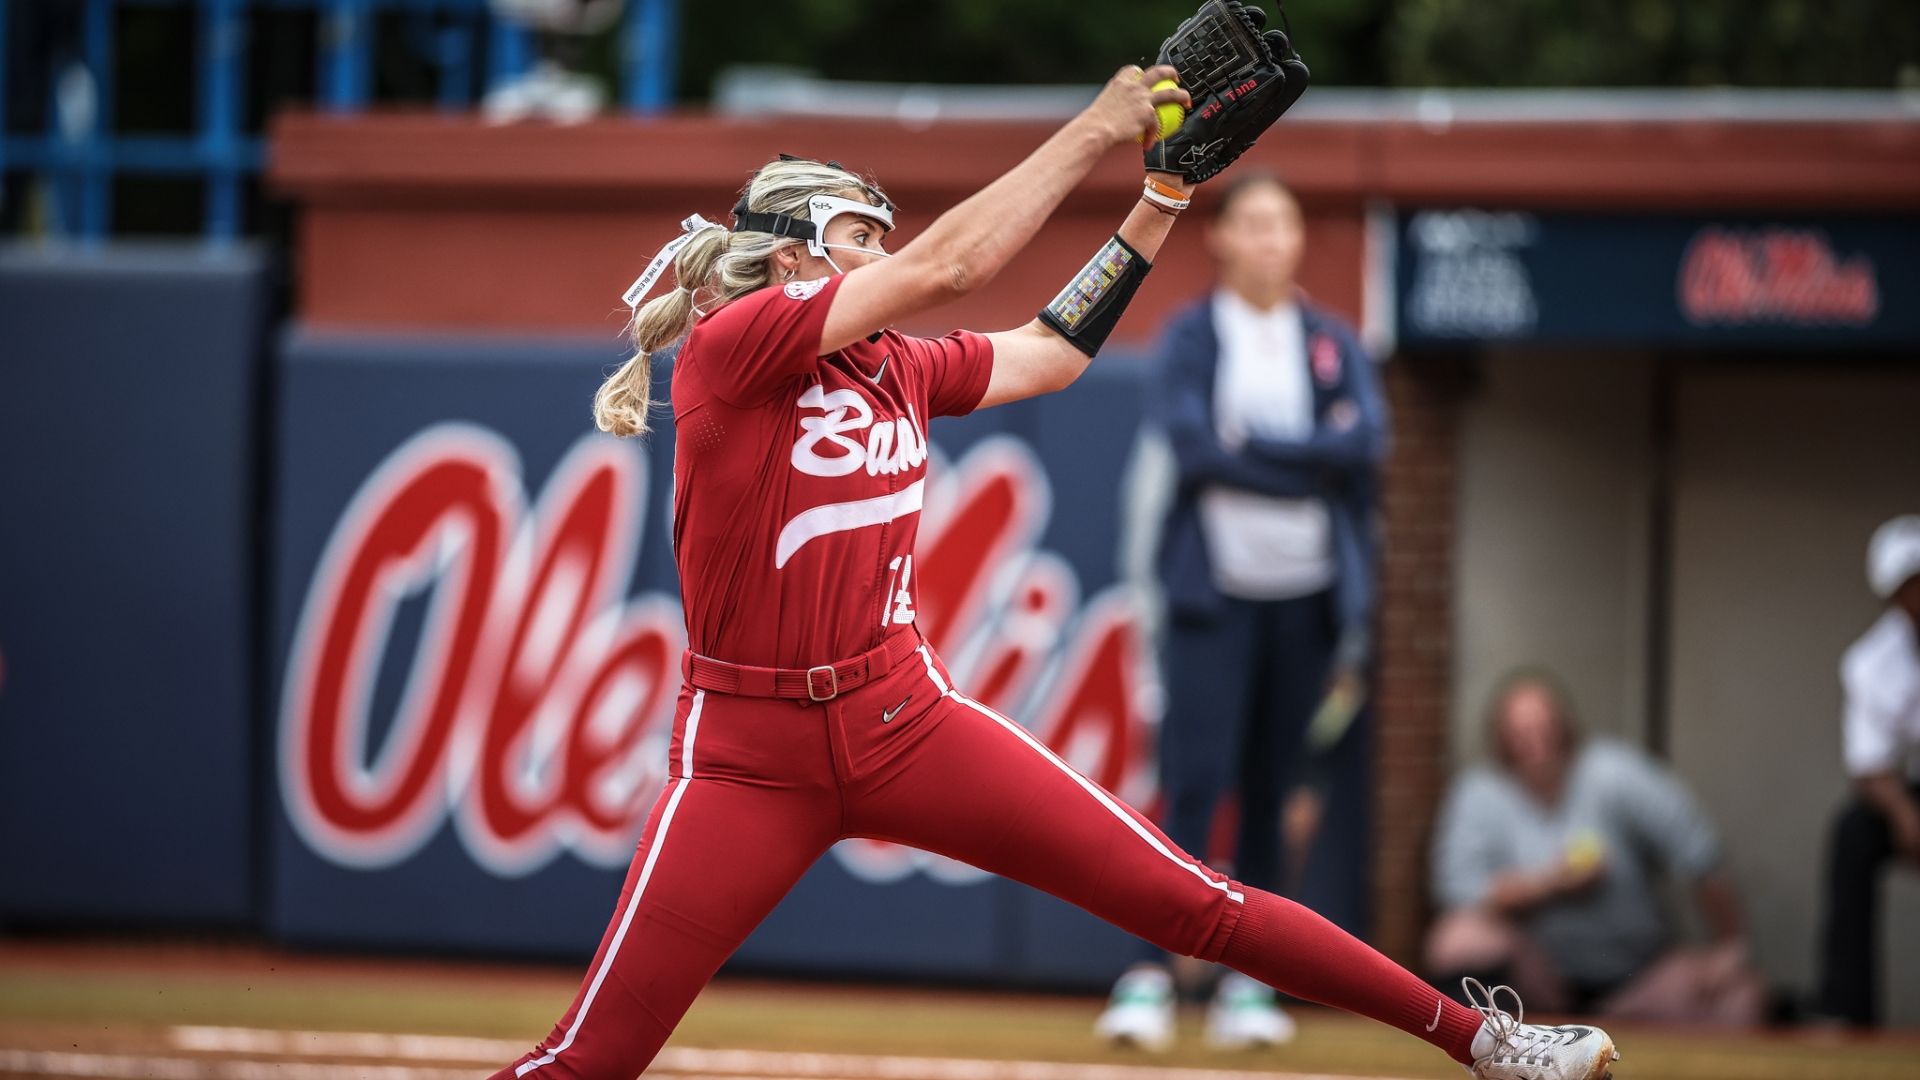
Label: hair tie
xmin=620 ymin=214 xmax=723 ymax=310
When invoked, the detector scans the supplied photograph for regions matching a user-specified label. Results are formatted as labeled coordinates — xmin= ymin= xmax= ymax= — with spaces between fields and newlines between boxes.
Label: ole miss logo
xmin=278 ymin=426 xmax=684 ymax=875
xmin=1679 ymin=227 xmax=1879 ymax=327
xmin=280 ymin=424 xmax=1158 ymax=882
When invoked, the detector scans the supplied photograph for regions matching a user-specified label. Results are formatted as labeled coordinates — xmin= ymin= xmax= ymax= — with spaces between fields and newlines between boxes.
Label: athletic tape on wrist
xmin=1037 ymin=234 xmax=1151 ymax=358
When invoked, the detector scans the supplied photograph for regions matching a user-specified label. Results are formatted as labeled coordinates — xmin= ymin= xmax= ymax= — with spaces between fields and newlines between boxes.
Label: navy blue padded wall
xmin=0 ymin=245 xmax=267 ymax=925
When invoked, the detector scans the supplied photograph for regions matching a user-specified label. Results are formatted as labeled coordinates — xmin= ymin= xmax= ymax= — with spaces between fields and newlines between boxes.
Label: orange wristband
xmin=1141 ymin=176 xmax=1192 ymax=212
xmin=1144 ymin=175 xmax=1189 ymax=202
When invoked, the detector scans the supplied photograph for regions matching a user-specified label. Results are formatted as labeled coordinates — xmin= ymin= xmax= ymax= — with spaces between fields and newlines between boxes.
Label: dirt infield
xmin=1 ymin=1027 xmax=1436 ymax=1080
xmin=3 ymin=939 xmax=1919 ymax=1080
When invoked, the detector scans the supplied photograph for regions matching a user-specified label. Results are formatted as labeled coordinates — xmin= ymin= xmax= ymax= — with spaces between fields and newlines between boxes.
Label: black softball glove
xmin=1143 ymin=0 xmax=1310 ymax=184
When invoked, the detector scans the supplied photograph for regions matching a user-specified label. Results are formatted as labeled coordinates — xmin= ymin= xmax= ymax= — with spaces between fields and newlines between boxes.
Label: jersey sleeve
xmin=1842 ymin=681 xmax=1902 ymax=777
xmin=895 ymin=329 xmax=994 ymax=418
xmin=685 ymin=275 xmax=845 ymax=407
xmin=1841 ymin=628 xmax=1912 ymax=777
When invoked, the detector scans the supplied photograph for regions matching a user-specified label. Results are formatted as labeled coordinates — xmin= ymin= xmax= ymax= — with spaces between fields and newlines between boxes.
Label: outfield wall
xmin=0 ymin=247 xmax=267 ymax=928
xmin=0 ymin=267 xmax=1375 ymax=988
xmin=263 ymin=329 xmax=1374 ymax=983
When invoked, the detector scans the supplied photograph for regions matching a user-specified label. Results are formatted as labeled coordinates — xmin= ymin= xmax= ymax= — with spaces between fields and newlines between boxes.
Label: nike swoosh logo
xmin=1426 ymin=998 xmax=1444 ymax=1032
xmin=871 ymin=354 xmax=890 ymax=383
xmin=882 ymin=695 xmax=912 ymax=724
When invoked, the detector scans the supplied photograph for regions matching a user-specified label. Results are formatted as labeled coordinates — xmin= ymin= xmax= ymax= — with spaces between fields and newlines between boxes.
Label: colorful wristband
xmin=1141 ymin=176 xmax=1192 ymax=212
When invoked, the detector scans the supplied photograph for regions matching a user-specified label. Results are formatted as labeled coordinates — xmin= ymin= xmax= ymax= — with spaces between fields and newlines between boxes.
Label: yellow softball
xmin=1565 ymin=830 xmax=1606 ymax=872
xmin=1144 ymin=78 xmax=1185 ymax=143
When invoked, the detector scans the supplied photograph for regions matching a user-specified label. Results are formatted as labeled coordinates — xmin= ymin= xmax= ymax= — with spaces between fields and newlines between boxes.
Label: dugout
xmin=269 ymin=89 xmax=1920 ymax=1011
xmin=1361 ymin=97 xmax=1920 ymax=1023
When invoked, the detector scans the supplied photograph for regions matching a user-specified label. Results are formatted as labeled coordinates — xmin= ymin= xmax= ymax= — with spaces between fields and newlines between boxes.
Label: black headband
xmin=730 ymin=154 xmax=895 ymax=237
xmin=730 ymin=195 xmax=817 ymax=239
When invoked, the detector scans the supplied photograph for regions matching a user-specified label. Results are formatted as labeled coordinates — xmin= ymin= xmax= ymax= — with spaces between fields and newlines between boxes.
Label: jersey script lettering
xmin=776 ymin=384 xmax=930 ymax=568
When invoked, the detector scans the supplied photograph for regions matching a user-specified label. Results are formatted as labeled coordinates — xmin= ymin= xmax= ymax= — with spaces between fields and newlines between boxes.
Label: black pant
xmin=1144 ymin=590 xmax=1336 ymax=968
xmin=1815 ymin=783 xmax=1920 ymax=1026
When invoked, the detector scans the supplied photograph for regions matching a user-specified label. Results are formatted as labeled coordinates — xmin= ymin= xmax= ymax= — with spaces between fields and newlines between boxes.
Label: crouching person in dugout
xmin=1425 ymin=671 xmax=1769 ymax=1026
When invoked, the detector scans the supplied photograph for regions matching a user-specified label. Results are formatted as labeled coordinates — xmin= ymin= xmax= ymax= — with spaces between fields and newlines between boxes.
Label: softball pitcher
xmin=490 ymin=5 xmax=1621 ymax=1079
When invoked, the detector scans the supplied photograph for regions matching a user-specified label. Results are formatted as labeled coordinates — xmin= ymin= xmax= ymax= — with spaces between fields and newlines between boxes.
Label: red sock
xmin=1215 ymin=888 xmax=1483 ymax=1065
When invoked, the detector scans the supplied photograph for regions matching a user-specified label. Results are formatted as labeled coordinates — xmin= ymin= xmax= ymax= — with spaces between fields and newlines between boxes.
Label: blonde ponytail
xmin=594 ymin=226 xmax=727 ymax=437
xmin=593 ymin=156 xmax=893 ymax=438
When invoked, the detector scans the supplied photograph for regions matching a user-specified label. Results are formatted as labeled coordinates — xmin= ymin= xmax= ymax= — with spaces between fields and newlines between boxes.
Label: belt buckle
xmin=806 ymin=664 xmax=839 ymax=702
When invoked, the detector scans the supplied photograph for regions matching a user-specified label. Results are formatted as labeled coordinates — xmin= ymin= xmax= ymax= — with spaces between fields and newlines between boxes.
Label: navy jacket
xmin=1146 ymin=294 xmax=1388 ymax=636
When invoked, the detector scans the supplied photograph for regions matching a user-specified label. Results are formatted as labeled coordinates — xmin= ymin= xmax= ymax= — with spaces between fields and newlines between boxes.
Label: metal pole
xmin=438 ymin=19 xmax=472 ymax=112
xmin=1643 ymin=356 xmax=1677 ymax=759
xmin=0 ymin=1 xmax=10 ymax=192
xmin=625 ymin=0 xmax=678 ymax=113
xmin=201 ymin=0 xmax=247 ymax=242
xmin=322 ymin=0 xmax=371 ymax=112
xmin=79 ymin=0 xmax=114 ymax=242
xmin=486 ymin=14 xmax=530 ymax=95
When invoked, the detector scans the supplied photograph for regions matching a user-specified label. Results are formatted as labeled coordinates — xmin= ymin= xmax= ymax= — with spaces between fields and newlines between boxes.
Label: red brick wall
xmin=1371 ymin=357 xmax=1467 ymax=965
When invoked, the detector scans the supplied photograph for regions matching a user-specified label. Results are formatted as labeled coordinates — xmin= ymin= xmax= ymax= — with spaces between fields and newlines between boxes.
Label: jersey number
xmin=883 ymin=555 xmax=917 ymax=628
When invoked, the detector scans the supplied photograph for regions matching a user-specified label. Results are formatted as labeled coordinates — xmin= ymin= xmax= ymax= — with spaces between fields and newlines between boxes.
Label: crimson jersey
xmin=670 ymin=274 xmax=994 ymax=669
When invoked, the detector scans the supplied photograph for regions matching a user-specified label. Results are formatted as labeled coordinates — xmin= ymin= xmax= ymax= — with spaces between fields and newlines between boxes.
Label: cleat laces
xmin=1462 ymin=977 xmax=1564 ymax=1071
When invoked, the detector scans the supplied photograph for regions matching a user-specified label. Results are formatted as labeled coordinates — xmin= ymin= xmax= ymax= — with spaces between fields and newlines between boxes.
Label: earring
xmin=784 ymin=269 xmax=795 ymax=281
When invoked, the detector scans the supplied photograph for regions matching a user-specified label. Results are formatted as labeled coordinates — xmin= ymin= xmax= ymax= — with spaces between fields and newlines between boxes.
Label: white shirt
xmin=1841 ymin=607 xmax=1920 ymax=779
xmin=1198 ymin=289 xmax=1334 ymax=600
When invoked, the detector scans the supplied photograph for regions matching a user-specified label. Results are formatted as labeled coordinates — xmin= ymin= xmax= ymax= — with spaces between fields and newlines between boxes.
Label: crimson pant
xmin=494 ymin=636 xmax=1479 ymax=1079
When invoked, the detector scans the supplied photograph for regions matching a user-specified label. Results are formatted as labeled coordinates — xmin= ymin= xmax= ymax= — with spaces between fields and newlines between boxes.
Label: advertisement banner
xmin=269 ymin=331 xmax=1371 ymax=984
xmin=1396 ymin=211 xmax=1920 ymax=347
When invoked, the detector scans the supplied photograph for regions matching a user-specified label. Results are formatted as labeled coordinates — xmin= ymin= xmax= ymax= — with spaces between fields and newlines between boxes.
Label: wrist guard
xmin=1038 ymin=235 xmax=1151 ymax=357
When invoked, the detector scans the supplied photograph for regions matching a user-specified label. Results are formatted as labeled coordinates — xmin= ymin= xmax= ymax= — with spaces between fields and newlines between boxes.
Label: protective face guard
xmin=732 ymin=193 xmax=896 ymax=273
xmin=802 ymin=194 xmax=895 ymax=261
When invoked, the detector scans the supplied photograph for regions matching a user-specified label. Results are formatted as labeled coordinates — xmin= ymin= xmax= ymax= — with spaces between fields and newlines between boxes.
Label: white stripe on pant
xmin=515 ymin=691 xmax=706 ymax=1077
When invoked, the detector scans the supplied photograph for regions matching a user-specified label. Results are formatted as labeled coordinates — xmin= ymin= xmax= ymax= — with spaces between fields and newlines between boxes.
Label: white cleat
xmin=1463 ymin=977 xmax=1621 ymax=1080
xmin=1205 ymin=973 xmax=1297 ymax=1049
xmin=1095 ymin=966 xmax=1176 ymax=1052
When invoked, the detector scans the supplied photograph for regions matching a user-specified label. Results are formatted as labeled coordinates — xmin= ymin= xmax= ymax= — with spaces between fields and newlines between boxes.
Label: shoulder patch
xmin=785 ymin=277 xmax=829 ymax=300
xmin=1310 ymin=333 xmax=1342 ymax=387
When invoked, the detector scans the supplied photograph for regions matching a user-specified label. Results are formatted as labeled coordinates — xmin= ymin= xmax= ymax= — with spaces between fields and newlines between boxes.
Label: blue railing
xmin=0 ymin=0 xmax=680 ymax=244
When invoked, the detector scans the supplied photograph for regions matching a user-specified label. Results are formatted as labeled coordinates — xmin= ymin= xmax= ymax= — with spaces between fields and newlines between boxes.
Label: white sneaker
xmin=1463 ymin=978 xmax=1620 ymax=1080
xmin=1206 ymin=973 xmax=1297 ymax=1049
xmin=1095 ymin=966 xmax=1176 ymax=1052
